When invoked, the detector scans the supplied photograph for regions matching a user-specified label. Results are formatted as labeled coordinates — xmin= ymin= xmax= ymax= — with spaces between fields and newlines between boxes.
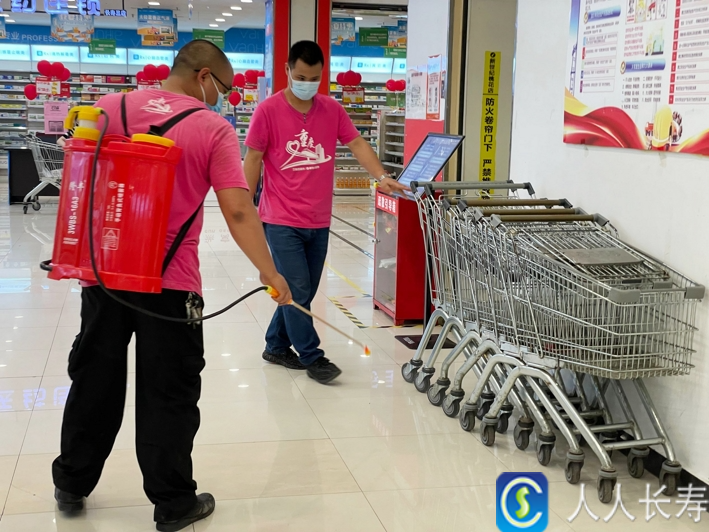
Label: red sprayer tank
xmin=48 ymin=107 xmax=184 ymax=293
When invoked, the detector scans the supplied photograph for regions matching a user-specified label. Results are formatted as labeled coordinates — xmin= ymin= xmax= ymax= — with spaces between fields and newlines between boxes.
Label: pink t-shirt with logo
xmin=89 ymin=90 xmax=249 ymax=295
xmin=245 ymin=91 xmax=361 ymax=229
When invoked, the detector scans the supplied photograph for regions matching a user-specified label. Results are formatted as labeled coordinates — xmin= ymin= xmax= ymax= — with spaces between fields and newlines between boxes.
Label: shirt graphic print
xmin=281 ymin=129 xmax=332 ymax=171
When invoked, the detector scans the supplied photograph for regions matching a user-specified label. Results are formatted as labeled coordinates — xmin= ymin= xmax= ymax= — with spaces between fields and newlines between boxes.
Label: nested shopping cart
xmin=22 ymin=133 xmax=64 ymax=214
xmin=402 ymin=181 xmax=704 ymax=504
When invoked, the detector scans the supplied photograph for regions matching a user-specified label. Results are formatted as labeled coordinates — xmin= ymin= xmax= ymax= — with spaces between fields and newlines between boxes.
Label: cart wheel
xmin=427 ymin=385 xmax=446 ymax=407
xmin=32 ymin=201 xmax=41 ymax=211
xmin=597 ymin=477 xmax=615 ymax=504
xmin=23 ymin=205 xmax=28 ymax=214
xmin=481 ymin=423 xmax=496 ymax=447
xmin=659 ymin=470 xmax=678 ymax=496
xmin=513 ymin=424 xmax=531 ymax=451
xmin=537 ymin=443 xmax=553 ymax=466
xmin=442 ymin=396 xmax=462 ymax=418
xmin=496 ymin=413 xmax=510 ymax=434
xmin=476 ymin=399 xmax=494 ymax=421
xmin=565 ymin=461 xmax=583 ymax=485
xmin=414 ymin=372 xmax=432 ymax=393
xmin=628 ymin=454 xmax=645 ymax=479
xmin=459 ymin=409 xmax=476 ymax=432
xmin=401 ymin=363 xmax=418 ymax=383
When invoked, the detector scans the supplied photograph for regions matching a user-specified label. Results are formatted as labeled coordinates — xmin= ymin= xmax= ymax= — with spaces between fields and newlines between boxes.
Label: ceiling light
xmin=229 ymin=368 xmax=240 ymax=372
xmin=209 ymin=23 xmax=219 ymax=27
xmin=355 ymin=16 xmax=363 ymax=20
xmin=0 ymin=13 xmax=8 ymax=17
xmin=230 ymin=6 xmax=242 ymax=10
xmin=222 ymin=12 xmax=233 ymax=16
xmin=148 ymin=1 xmax=160 ymax=5
xmin=0 ymin=365 xmax=6 ymax=368
xmin=221 ymin=353 xmax=231 ymax=357
xmin=6 ymin=19 xmax=15 ymax=22
xmin=215 ymin=18 xmax=225 ymax=22
xmin=241 ymin=0 xmax=253 ymax=3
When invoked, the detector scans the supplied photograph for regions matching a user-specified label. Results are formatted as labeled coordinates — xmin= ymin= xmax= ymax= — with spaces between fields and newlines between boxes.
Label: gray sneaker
xmin=262 ymin=348 xmax=305 ymax=370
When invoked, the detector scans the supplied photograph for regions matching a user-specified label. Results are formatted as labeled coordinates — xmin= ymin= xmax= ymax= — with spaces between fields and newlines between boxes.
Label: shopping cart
xmin=404 ymin=181 xmax=703 ymax=503
xmin=22 ymin=133 xmax=64 ymax=214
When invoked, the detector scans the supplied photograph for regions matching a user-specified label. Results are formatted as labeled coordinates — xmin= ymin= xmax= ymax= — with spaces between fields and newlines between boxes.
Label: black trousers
xmin=52 ymin=286 xmax=205 ymax=522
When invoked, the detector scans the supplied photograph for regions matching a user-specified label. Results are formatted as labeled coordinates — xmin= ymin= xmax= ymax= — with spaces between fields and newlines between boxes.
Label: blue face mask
xmin=201 ymin=74 xmax=224 ymax=114
xmin=289 ymin=70 xmax=320 ymax=101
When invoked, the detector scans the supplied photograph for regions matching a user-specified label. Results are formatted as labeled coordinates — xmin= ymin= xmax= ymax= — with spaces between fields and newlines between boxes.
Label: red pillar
xmin=271 ymin=0 xmax=332 ymax=95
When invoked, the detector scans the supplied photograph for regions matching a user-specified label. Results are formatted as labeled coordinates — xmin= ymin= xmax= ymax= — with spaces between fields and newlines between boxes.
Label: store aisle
xmin=0 ymin=193 xmax=704 ymax=531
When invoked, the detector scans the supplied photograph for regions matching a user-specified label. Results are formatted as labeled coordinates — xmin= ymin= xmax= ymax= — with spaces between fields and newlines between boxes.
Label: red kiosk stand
xmin=372 ymin=191 xmax=426 ymax=325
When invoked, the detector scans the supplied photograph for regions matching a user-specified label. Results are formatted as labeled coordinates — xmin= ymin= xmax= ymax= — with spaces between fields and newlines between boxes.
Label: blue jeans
xmin=264 ymin=224 xmax=329 ymax=366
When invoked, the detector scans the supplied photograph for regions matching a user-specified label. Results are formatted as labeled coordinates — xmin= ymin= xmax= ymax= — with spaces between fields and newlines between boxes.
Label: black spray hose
xmin=77 ymin=109 xmax=269 ymax=324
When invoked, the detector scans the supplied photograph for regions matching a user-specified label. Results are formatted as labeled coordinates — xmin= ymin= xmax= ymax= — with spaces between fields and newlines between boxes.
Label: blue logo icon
xmin=496 ymin=473 xmax=548 ymax=532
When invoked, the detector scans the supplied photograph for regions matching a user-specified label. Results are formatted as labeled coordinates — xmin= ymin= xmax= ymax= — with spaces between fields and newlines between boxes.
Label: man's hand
xmin=260 ymin=272 xmax=292 ymax=305
xmin=378 ymin=177 xmax=409 ymax=195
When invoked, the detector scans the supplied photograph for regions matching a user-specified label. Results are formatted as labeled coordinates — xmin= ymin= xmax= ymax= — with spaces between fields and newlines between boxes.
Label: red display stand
xmin=373 ymin=191 xmax=426 ymax=325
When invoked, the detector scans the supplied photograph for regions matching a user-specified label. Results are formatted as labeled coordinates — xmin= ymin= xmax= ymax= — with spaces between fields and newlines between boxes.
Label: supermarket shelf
xmin=386 ymin=132 xmax=405 ymax=137
xmin=386 ymin=141 xmax=405 ymax=147
xmin=385 ymin=150 xmax=405 ymax=157
xmin=383 ymin=161 xmax=404 ymax=169
xmin=333 ymin=188 xmax=371 ymax=196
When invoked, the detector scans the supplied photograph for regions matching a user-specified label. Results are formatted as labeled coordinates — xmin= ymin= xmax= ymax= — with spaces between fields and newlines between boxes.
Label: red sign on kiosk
xmin=376 ymin=192 xmax=398 ymax=216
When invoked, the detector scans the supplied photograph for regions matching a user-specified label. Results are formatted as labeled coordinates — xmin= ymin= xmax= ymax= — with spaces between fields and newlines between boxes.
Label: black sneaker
xmin=156 ymin=493 xmax=216 ymax=532
xmin=54 ymin=487 xmax=84 ymax=513
xmin=306 ymin=357 xmax=342 ymax=384
xmin=262 ymin=348 xmax=305 ymax=370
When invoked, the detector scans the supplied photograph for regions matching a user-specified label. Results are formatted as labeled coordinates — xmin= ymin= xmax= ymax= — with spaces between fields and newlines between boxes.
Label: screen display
xmin=396 ymin=134 xmax=464 ymax=195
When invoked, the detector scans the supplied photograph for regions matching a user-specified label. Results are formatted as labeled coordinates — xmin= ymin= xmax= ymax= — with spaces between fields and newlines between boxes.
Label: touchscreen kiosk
xmin=395 ymin=133 xmax=465 ymax=196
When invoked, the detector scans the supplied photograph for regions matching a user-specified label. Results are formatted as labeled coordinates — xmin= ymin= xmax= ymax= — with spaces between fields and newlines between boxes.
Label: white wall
xmin=462 ymin=0 xmax=517 ymax=182
xmin=407 ymin=0 xmax=450 ymax=69
xmin=511 ymin=0 xmax=709 ymax=482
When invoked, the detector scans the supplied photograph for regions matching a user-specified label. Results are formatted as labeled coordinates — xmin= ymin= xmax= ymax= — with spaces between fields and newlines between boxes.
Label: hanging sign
xmin=427 ymin=55 xmax=442 ymax=120
xmin=44 ymin=100 xmax=69 ymax=134
xmin=385 ymin=48 xmax=406 ymax=59
xmin=193 ymin=29 xmax=225 ymax=50
xmin=359 ymin=28 xmax=389 ymax=47
xmin=88 ymin=39 xmax=116 ymax=55
xmin=479 ymin=51 xmax=501 ymax=187
xmin=50 ymin=14 xmax=94 ymax=43
xmin=137 ymin=8 xmax=176 ymax=47
xmin=36 ymin=77 xmax=70 ymax=97
xmin=343 ymin=88 xmax=365 ymax=105
xmin=331 ymin=18 xmax=355 ymax=45
xmin=137 ymin=80 xmax=161 ymax=91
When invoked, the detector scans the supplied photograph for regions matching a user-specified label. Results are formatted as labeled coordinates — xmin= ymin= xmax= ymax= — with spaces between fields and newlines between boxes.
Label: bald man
xmin=51 ymin=40 xmax=291 ymax=532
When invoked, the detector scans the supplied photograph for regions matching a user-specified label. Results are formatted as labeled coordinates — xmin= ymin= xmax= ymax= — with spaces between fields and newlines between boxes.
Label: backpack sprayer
xmin=40 ymin=103 xmax=372 ymax=355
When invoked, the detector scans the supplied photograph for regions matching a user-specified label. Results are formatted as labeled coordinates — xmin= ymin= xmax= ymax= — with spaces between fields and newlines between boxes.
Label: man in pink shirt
xmin=245 ymin=41 xmax=407 ymax=384
xmin=51 ymin=41 xmax=291 ymax=532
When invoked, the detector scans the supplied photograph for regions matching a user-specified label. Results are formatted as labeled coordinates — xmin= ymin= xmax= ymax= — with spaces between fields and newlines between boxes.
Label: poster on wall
xmin=50 ymin=14 xmax=94 ymax=43
xmin=36 ymin=77 xmax=70 ymax=98
xmin=0 ymin=18 xmax=6 ymax=39
xmin=479 ymin=51 xmax=501 ymax=187
xmin=566 ymin=0 xmax=709 ymax=154
xmin=331 ymin=18 xmax=355 ymax=45
xmin=137 ymin=9 xmax=176 ymax=47
xmin=44 ymin=101 xmax=69 ymax=135
xmin=427 ymin=55 xmax=442 ymax=120
xmin=406 ymin=68 xmax=427 ymax=120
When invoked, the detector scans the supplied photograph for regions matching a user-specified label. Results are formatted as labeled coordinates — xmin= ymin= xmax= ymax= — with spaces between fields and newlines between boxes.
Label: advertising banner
xmin=0 ymin=18 xmax=6 ymax=40
xmin=264 ymin=0 xmax=274 ymax=97
xmin=331 ymin=18 xmax=355 ymax=45
xmin=137 ymin=9 xmax=176 ymax=47
xmin=193 ymin=29 xmax=225 ymax=49
xmin=406 ymin=69 xmax=427 ymax=120
xmin=565 ymin=0 xmax=709 ymax=155
xmin=36 ymin=77 xmax=70 ymax=97
xmin=50 ymin=14 xmax=95 ymax=43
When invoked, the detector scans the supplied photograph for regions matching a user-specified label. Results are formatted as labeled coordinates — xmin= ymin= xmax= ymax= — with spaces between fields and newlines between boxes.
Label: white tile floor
xmin=0 ymin=186 xmax=705 ymax=531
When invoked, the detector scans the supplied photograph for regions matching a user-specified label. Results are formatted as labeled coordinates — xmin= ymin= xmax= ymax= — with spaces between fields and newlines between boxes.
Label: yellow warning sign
xmin=479 ymin=51 xmax=501 ymax=192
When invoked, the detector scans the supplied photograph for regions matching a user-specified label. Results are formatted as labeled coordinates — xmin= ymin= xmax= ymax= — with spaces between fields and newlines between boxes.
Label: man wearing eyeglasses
xmin=50 ymin=40 xmax=291 ymax=532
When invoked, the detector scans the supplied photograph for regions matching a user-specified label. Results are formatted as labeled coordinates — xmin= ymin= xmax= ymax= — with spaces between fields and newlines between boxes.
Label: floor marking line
xmin=324 ymin=261 xmax=369 ymax=296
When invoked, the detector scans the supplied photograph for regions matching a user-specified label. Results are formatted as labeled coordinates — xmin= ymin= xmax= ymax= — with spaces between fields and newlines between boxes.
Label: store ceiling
xmin=0 ymin=0 xmax=405 ymax=32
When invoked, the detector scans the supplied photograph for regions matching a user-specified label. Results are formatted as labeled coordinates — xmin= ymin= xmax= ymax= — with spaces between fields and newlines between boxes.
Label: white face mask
xmin=200 ymin=74 xmax=224 ymax=114
xmin=289 ymin=70 xmax=320 ymax=101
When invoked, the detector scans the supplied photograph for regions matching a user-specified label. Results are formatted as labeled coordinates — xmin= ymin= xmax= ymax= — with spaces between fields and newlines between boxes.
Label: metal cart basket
xmin=22 ymin=133 xmax=64 ymax=214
